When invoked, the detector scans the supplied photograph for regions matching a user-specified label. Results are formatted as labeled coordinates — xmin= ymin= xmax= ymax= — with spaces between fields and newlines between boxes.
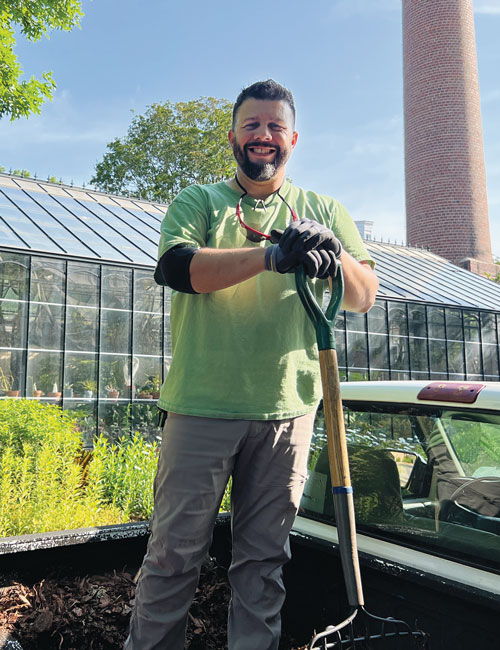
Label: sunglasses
xmin=235 ymin=181 xmax=298 ymax=243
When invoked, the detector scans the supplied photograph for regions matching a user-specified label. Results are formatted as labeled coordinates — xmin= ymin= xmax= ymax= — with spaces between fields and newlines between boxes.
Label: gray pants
xmin=124 ymin=411 xmax=315 ymax=650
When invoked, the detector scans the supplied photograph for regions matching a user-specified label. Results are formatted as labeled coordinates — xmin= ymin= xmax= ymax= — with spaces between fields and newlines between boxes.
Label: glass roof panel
xmin=406 ymin=248 xmax=500 ymax=307
xmin=152 ymin=203 xmax=168 ymax=214
xmin=0 ymin=217 xmax=27 ymax=247
xmin=367 ymin=242 xmax=500 ymax=310
xmin=0 ymin=189 xmax=63 ymax=253
xmin=20 ymin=187 xmax=112 ymax=257
xmin=2 ymin=176 xmax=500 ymax=312
xmin=81 ymin=201 xmax=158 ymax=250
xmin=129 ymin=200 xmax=165 ymax=219
xmin=111 ymin=197 xmax=142 ymax=211
xmin=130 ymin=209 xmax=163 ymax=230
xmin=370 ymin=248 xmax=454 ymax=304
xmin=104 ymin=204 xmax=161 ymax=237
xmin=65 ymin=189 xmax=96 ymax=202
xmin=144 ymin=210 xmax=164 ymax=223
xmin=384 ymin=248 xmax=471 ymax=300
xmin=24 ymin=190 xmax=131 ymax=261
xmin=0 ymin=176 xmax=20 ymax=188
xmin=39 ymin=184 xmax=71 ymax=196
xmin=56 ymin=196 xmax=155 ymax=264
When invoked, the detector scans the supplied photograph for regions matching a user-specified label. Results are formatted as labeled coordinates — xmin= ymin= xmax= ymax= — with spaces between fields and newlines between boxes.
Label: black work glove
xmin=276 ymin=218 xmax=342 ymax=257
xmin=265 ymin=244 xmax=339 ymax=278
xmin=265 ymin=221 xmax=341 ymax=277
xmin=299 ymin=248 xmax=340 ymax=279
xmin=264 ymin=242 xmax=302 ymax=273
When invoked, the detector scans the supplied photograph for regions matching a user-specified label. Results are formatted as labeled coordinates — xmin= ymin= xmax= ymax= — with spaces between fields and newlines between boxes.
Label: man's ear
xmin=291 ymin=131 xmax=298 ymax=149
xmin=228 ymin=130 xmax=234 ymax=147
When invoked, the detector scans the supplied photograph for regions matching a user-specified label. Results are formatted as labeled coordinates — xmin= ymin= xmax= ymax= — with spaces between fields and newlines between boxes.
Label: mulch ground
xmin=0 ymin=562 xmax=309 ymax=649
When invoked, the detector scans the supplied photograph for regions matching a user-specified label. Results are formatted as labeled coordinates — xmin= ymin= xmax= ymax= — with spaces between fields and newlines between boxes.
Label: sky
xmin=1 ymin=0 xmax=499 ymax=256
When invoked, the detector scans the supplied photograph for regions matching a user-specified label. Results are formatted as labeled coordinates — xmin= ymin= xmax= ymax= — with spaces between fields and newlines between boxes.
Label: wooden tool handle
xmin=319 ymin=349 xmax=351 ymax=488
xmin=319 ymin=347 xmax=364 ymax=607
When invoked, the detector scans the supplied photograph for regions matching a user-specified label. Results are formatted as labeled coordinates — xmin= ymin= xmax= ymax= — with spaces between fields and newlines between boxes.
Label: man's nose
xmin=254 ymin=124 xmax=272 ymax=140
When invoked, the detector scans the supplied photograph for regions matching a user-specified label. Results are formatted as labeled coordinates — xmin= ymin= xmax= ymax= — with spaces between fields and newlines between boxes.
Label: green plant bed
xmin=0 ymin=399 xmax=232 ymax=537
xmin=0 ymin=400 xmax=152 ymax=535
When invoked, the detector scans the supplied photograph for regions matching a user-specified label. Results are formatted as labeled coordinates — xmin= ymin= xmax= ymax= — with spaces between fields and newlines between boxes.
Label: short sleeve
xmin=157 ymin=186 xmax=210 ymax=259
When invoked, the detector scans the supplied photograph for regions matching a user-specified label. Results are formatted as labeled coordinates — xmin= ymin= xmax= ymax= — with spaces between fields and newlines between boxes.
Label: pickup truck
xmin=286 ymin=380 xmax=500 ymax=648
xmin=0 ymin=381 xmax=498 ymax=649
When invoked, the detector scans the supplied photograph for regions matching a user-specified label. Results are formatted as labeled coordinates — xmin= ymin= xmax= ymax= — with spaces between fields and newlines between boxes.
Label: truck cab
xmin=289 ymin=381 xmax=500 ymax=646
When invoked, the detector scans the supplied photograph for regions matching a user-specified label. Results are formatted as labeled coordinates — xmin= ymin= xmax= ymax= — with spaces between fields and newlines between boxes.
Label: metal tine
xmin=363 ymin=607 xmax=416 ymax=648
xmin=310 ymin=626 xmax=342 ymax=649
xmin=310 ymin=623 xmax=426 ymax=650
xmin=309 ymin=611 xmax=358 ymax=649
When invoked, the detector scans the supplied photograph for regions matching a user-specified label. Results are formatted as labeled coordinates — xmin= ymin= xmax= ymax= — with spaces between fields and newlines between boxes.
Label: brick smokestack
xmin=403 ymin=0 xmax=496 ymax=276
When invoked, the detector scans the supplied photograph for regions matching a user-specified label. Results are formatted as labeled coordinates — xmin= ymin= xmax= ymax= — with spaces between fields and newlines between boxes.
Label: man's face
xmin=228 ymin=98 xmax=298 ymax=182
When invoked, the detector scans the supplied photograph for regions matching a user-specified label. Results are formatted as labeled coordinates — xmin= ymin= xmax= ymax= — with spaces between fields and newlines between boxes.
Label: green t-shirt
xmin=157 ymin=180 xmax=372 ymax=420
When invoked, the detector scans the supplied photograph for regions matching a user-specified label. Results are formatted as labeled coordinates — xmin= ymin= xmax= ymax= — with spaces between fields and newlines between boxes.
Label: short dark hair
xmin=232 ymin=79 xmax=296 ymax=128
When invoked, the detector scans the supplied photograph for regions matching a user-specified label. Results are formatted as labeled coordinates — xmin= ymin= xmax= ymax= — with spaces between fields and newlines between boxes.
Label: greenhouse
xmin=1 ymin=171 xmax=500 ymax=444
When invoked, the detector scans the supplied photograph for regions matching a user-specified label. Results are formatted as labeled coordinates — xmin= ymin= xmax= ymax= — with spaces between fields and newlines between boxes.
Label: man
xmin=125 ymin=80 xmax=378 ymax=650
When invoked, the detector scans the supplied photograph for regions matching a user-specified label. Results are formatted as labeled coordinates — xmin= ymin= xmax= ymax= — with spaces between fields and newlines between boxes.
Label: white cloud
xmin=0 ymin=87 xmax=134 ymax=184
xmin=0 ymin=90 xmax=121 ymax=149
xmin=0 ymin=121 xmax=116 ymax=148
xmin=475 ymin=2 xmax=500 ymax=15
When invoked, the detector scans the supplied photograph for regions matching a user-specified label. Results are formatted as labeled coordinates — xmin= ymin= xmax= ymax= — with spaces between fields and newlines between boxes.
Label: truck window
xmin=300 ymin=403 xmax=500 ymax=574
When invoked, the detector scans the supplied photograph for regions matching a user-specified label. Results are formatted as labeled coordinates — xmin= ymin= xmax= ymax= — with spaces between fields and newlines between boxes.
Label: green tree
xmin=0 ymin=0 xmax=83 ymax=121
xmin=91 ymin=97 xmax=235 ymax=204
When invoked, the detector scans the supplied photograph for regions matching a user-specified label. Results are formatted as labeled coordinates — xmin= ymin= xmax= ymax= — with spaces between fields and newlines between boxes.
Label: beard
xmin=232 ymin=139 xmax=289 ymax=181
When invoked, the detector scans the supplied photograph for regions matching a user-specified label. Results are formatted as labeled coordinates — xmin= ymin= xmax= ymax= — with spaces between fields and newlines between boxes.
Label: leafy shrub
xmin=0 ymin=398 xmax=81 ymax=455
xmin=0 ymin=399 xmax=122 ymax=536
xmin=0 ymin=399 xmax=232 ymax=537
xmin=88 ymin=433 xmax=159 ymax=521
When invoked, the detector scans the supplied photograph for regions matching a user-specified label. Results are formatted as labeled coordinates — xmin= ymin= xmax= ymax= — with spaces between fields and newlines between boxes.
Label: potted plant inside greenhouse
xmin=36 ymin=359 xmax=61 ymax=400
xmin=32 ymin=382 xmax=42 ymax=399
xmin=151 ymin=374 xmax=161 ymax=399
xmin=106 ymin=383 xmax=120 ymax=399
xmin=64 ymin=383 xmax=73 ymax=398
xmin=137 ymin=388 xmax=153 ymax=399
xmin=47 ymin=383 xmax=61 ymax=400
xmin=82 ymin=379 xmax=97 ymax=399
xmin=0 ymin=368 xmax=19 ymax=397
xmin=138 ymin=375 xmax=161 ymax=400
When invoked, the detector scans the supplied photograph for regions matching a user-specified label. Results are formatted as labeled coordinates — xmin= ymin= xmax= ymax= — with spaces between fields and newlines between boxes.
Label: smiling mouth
xmin=247 ymin=146 xmax=277 ymax=156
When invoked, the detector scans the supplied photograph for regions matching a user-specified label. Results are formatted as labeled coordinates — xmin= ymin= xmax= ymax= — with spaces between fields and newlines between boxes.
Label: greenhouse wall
xmin=337 ymin=298 xmax=500 ymax=382
xmin=0 ymin=249 xmax=171 ymax=446
xmin=1 ymin=245 xmax=500 ymax=538
xmin=2 ymin=247 xmax=499 ymax=444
